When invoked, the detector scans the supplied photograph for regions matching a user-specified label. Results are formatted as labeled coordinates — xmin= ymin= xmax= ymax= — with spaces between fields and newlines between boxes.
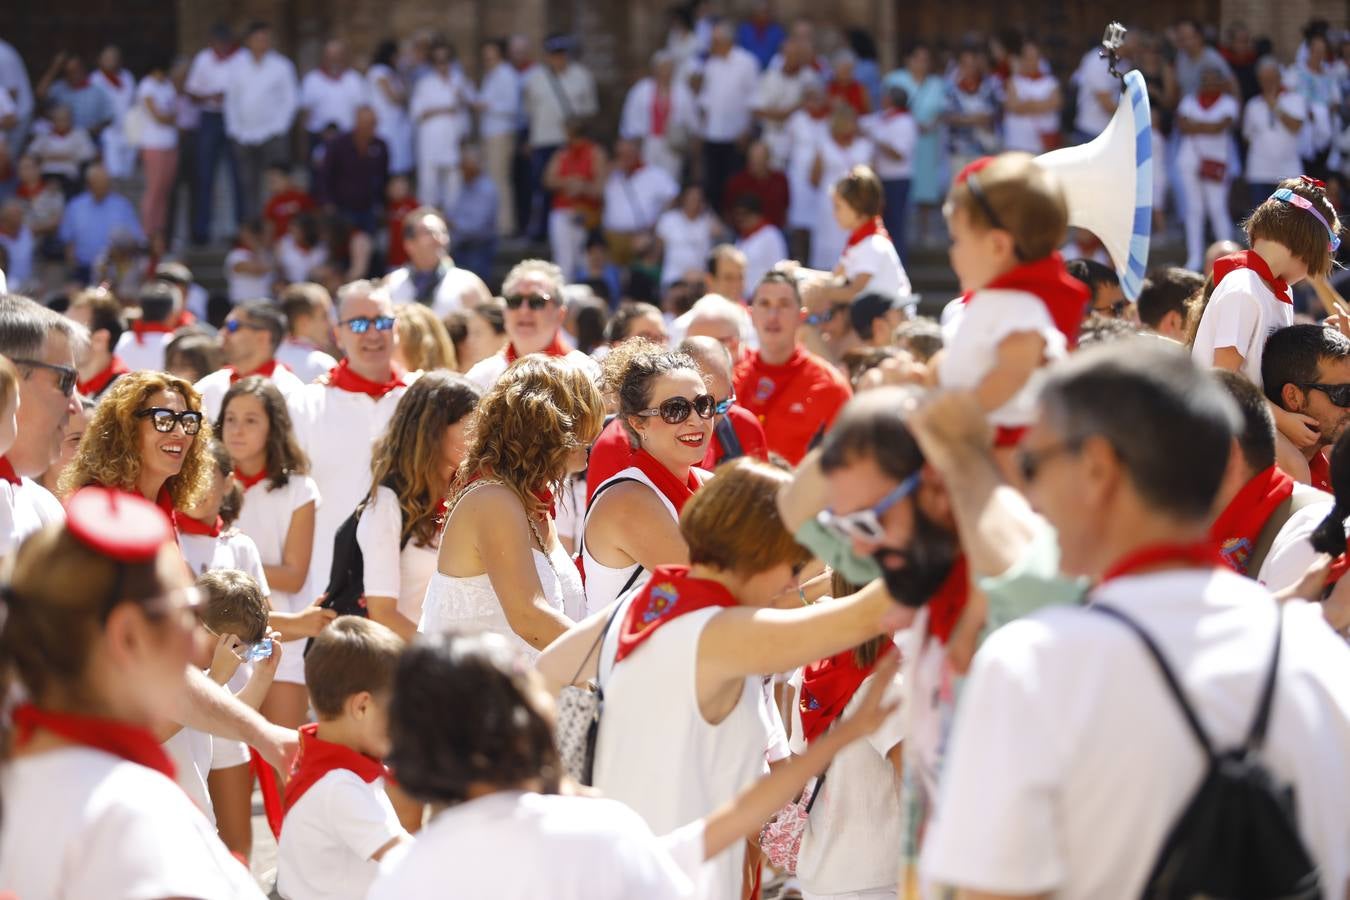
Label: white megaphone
xmin=1036 ymin=52 xmax=1154 ymax=299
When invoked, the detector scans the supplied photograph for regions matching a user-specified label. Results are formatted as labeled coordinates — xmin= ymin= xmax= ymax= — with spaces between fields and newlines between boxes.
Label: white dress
xmin=366 ymin=63 xmax=413 ymax=175
xmin=580 ymin=467 xmax=676 ymax=617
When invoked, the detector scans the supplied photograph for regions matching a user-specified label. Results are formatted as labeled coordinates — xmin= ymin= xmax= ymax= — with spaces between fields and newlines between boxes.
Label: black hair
xmin=1066 ymin=258 xmax=1121 ymax=296
xmin=386 ymin=631 xmax=561 ymax=806
xmin=234 ymin=299 xmax=286 ymax=353
xmin=1077 ymin=314 xmax=1142 ymax=348
xmin=373 ymin=40 xmax=399 ymax=69
xmin=206 ymin=439 xmax=244 ymax=526
xmin=1137 ymin=266 xmax=1204 ymax=331
xmin=604 ymin=302 xmax=662 ymax=344
xmin=1311 ymin=427 xmax=1350 ymax=555
xmin=574 ymin=302 xmax=609 ymax=357
xmin=732 ymin=193 xmax=763 ymax=216
xmin=243 ymin=20 xmax=270 ymax=39
xmin=1260 ymin=325 xmax=1350 ymax=407
xmin=819 ymin=387 xmax=925 ymax=483
xmin=1213 ymin=369 xmax=1277 ymax=472
xmin=138 ymin=283 xmax=177 ymax=324
xmin=847 ymin=28 xmax=878 ymax=61
xmin=471 ymin=299 xmax=506 ymax=335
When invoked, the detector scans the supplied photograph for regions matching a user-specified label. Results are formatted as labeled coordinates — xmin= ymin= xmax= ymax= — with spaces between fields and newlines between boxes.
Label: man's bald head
xmin=685 ymin=294 xmax=746 ymax=361
xmin=679 ymin=335 xmax=734 ymax=402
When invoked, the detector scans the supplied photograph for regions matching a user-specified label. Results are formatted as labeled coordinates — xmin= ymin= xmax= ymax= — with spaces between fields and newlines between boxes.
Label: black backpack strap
xmin=1092 ymin=604 xmax=1217 ymax=760
xmin=713 ymin=416 xmax=744 ymax=462
xmin=1245 ymin=604 xmax=1284 ymax=752
xmin=577 ymin=476 xmax=641 ymax=559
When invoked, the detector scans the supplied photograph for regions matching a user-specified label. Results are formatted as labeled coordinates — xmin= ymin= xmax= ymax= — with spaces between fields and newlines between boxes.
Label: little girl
xmin=803 ymin=165 xmax=912 ymax=310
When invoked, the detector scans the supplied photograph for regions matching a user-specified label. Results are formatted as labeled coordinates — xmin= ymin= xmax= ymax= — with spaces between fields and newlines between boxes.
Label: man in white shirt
xmin=601 ymin=138 xmax=678 ymax=266
xmin=277 ymin=282 xmax=339 ymax=382
xmin=465 ymin=258 xmax=600 ymax=390
xmin=920 ymin=344 xmax=1350 ymax=898
xmin=730 ymin=195 xmax=787 ymax=299
xmin=1242 ymin=57 xmax=1306 ymax=207
xmin=751 ymin=34 xmax=819 ymax=170
xmin=619 ymin=51 xmax=699 ymax=180
xmin=184 ymin=23 xmax=241 ymax=244
xmin=0 ymin=36 xmax=34 ymax=151
xmin=299 ymin=40 xmax=368 ymax=146
xmin=225 ymin=21 xmax=298 ymax=223
xmin=695 ymin=22 xmax=761 ymax=211
xmin=1071 ymin=37 xmax=1130 ymax=143
xmin=383 ymin=207 xmax=492 ymax=318
xmin=522 ymin=35 xmax=597 ymax=240
xmin=476 ymin=38 xmax=522 ymax=237
xmin=195 ymin=300 xmax=306 ymax=420
xmin=114 ymin=281 xmax=180 ymax=373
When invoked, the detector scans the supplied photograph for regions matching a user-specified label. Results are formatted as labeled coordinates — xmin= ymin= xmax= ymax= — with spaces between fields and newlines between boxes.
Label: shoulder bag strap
xmin=545 ymin=67 xmax=575 ymax=121
xmin=577 ymin=476 xmax=641 ymax=557
xmin=1245 ymin=604 xmax=1284 ymax=753
xmin=567 ymin=597 xmax=627 ymax=688
xmin=713 ymin=416 xmax=744 ymax=462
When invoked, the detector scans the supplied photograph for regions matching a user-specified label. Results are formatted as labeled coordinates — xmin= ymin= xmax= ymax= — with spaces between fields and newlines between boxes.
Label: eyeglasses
xmin=635 ymin=394 xmax=717 ymax=425
xmin=1298 ymin=382 xmax=1350 ymax=408
xmin=135 ymin=407 xmax=205 ymax=435
xmin=714 ymin=394 xmax=736 ymax=416
xmin=1091 ymin=299 xmax=1131 ymax=319
xmin=1017 ymin=440 xmax=1081 ymax=484
xmin=816 ymin=473 xmax=920 ymax=543
xmin=202 ymin=621 xmax=274 ymax=662
xmin=803 ymin=303 xmax=852 ymax=327
xmin=340 ymin=315 xmax=396 ymax=334
xmin=140 ymin=587 xmax=206 ymax=631
xmin=504 ymin=293 xmax=553 ymax=311
xmin=224 ymin=319 xmax=270 ymax=334
xmin=11 ymin=358 xmax=77 ymax=397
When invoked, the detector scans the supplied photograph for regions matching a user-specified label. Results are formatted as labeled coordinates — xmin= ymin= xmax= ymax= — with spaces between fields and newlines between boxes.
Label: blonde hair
xmin=454 ymin=356 xmax=604 ymax=515
xmin=60 ymin=371 xmax=213 ymax=511
xmin=944 ymin=152 xmax=1068 ymax=261
xmin=395 ymin=304 xmax=458 ymax=372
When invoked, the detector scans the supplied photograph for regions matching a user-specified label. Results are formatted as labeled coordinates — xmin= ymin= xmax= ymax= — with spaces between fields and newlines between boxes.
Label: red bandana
xmin=174 ymin=512 xmax=223 ymax=538
xmin=283 ymin=723 xmax=388 ymax=816
xmin=235 ymin=466 xmax=269 ymax=491
xmin=228 ymin=358 xmax=284 ymax=384
xmin=1209 ymin=465 xmax=1296 ymax=575
xmin=1309 ymin=450 xmax=1332 ymax=493
xmin=629 ymin=448 xmax=700 ymax=514
xmin=971 ymin=252 xmax=1091 ymax=349
xmin=1212 ymin=251 xmax=1292 ymax=304
xmin=0 ymin=456 xmax=20 ymax=486
xmin=327 ymin=359 xmax=407 ymax=399
xmin=504 ymin=334 xmax=569 ymax=365
xmin=12 ymin=703 xmax=176 ymax=780
xmin=77 ymin=355 xmax=129 ymax=398
xmin=154 ymin=484 xmax=177 ymax=519
xmin=614 ymin=566 xmax=739 ymax=664
xmin=1196 ymin=90 xmax=1223 ymax=110
xmin=925 ymin=556 xmax=971 ymax=645
xmin=739 ymin=221 xmax=772 ymax=241
xmin=132 ymin=319 xmax=175 ymax=344
xmin=1100 ymin=541 xmax=1225 ymax=584
xmin=798 ymin=641 xmax=898 ymax=743
xmin=101 ymin=69 xmax=122 ymax=89
xmin=845 ymin=217 xmax=889 ymax=250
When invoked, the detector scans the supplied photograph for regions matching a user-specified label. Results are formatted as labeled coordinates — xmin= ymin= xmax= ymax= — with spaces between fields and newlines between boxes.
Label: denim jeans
xmin=193 ymin=111 xmax=240 ymax=243
xmin=881 ymin=178 xmax=912 ymax=266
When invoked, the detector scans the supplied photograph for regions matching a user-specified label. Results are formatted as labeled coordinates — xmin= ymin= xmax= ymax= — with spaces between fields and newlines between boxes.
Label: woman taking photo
xmin=356 ymin=371 xmax=481 ymax=640
xmin=420 ymin=356 xmax=603 ymax=655
xmin=539 ymin=459 xmax=897 ymax=900
xmin=582 ymin=339 xmax=713 ymax=615
xmin=0 ymin=487 xmax=264 ymax=898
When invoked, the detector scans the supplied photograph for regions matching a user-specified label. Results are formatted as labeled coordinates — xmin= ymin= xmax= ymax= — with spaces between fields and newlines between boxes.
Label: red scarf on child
xmin=798 ymin=641 xmax=898 ymax=743
xmin=845 ymin=217 xmax=890 ymax=250
xmin=629 ymin=448 xmax=700 ymax=514
xmin=1212 ymin=251 xmax=1292 ymax=303
xmin=969 ymin=252 xmax=1090 ymax=349
xmin=228 ymin=358 xmax=284 ymax=384
xmin=174 ymin=512 xmax=224 ymax=538
xmin=504 ymin=334 xmax=569 ymax=366
xmin=327 ymin=359 xmax=407 ymax=398
xmin=77 ymin=356 xmax=129 ymax=397
xmin=12 ymin=703 xmax=176 ymax=779
xmin=1209 ymin=465 xmax=1296 ymax=575
xmin=283 ymin=723 xmax=388 ymax=816
xmin=613 ymin=565 xmax=739 ymax=664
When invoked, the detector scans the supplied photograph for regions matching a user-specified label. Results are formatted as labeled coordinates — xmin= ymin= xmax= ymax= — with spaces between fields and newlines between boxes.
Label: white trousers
xmin=417 ymin=156 xmax=461 ymax=215
xmin=1181 ymin=167 xmax=1233 ymax=271
xmin=549 ymin=208 xmax=588 ymax=280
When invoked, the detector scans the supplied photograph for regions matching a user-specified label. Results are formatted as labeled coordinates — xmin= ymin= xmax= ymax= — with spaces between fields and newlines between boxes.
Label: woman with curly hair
xmin=356 ymin=372 xmax=481 ymax=640
xmin=60 ymin=370 xmax=212 ymax=516
xmin=419 ymin=356 xmax=604 ymax=657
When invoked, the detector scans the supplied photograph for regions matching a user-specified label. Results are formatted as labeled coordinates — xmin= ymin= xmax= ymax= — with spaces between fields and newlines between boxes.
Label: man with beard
xmin=1261 ymin=323 xmax=1350 ymax=493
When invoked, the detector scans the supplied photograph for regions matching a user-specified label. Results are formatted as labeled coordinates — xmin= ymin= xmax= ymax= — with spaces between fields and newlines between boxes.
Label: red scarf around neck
xmin=327 ymin=359 xmax=407 ymax=399
xmin=174 ymin=512 xmax=223 ymax=538
xmin=283 ymin=723 xmax=388 ymax=816
xmin=1100 ymin=541 xmax=1225 ymax=584
xmin=132 ymin=319 xmax=175 ymax=344
xmin=235 ymin=466 xmax=269 ymax=492
xmin=1196 ymin=90 xmax=1223 ymax=110
xmin=12 ymin=703 xmax=176 ymax=779
xmin=629 ymin=448 xmax=700 ymax=515
xmin=0 ymin=456 xmax=21 ymax=486
xmin=614 ymin=566 xmax=739 ymax=664
xmin=971 ymin=252 xmax=1090 ymax=349
xmin=798 ymin=641 xmax=898 ymax=743
xmin=925 ymin=556 xmax=971 ymax=645
xmin=1309 ymin=450 xmax=1332 ymax=493
xmin=1212 ymin=251 xmax=1292 ymax=304
xmin=78 ymin=355 xmax=129 ymax=398
xmin=228 ymin=358 xmax=283 ymax=384
xmin=845 ymin=217 xmax=889 ymax=250
xmin=504 ymin=334 xmax=569 ymax=365
xmin=154 ymin=484 xmax=176 ymax=519
xmin=100 ymin=69 xmax=122 ymax=89
xmin=1209 ymin=465 xmax=1296 ymax=575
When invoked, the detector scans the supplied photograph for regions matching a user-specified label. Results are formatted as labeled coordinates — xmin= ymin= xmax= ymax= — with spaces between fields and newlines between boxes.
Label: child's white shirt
xmin=1189 ymin=269 xmax=1293 ymax=388
xmin=841 ymin=233 xmax=912 ymax=299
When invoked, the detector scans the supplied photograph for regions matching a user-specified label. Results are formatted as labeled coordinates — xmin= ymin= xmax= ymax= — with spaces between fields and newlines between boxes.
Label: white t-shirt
xmin=1004 ymin=74 xmax=1060 ymax=154
xmin=276 ymin=233 xmax=328 ymax=284
xmin=277 ymin=770 xmax=408 ymax=900
xmin=1073 ymin=50 xmax=1120 ymax=137
xmin=697 ymin=47 xmax=761 ymax=142
xmin=277 ymin=339 xmax=337 ymax=384
xmin=655 ymin=209 xmax=716 ymax=287
xmin=134 ymin=77 xmax=178 ymax=150
xmin=465 ymin=347 xmax=601 ymax=392
xmin=384 ymin=263 xmax=486 ymax=318
xmin=735 ymin=223 xmax=788 ymax=301
xmin=180 ymin=528 xmax=272 ymax=592
xmin=0 ymin=748 xmax=265 ymax=899
xmin=164 ymin=725 xmax=217 ymax=824
xmin=114 ymin=329 xmax=175 ymax=374
xmin=602 ymin=165 xmax=680 ymax=233
xmin=299 ymin=68 xmax=369 ymax=133
xmin=1254 ymin=484 xmax=1335 ymax=592
xmin=1177 ymin=93 xmax=1240 ymax=166
xmin=921 ymin=570 xmax=1350 ymax=898
xmin=195 ymin=363 xmax=306 ymax=423
xmin=356 ymin=485 xmax=440 ymax=625
xmin=938 ymin=289 xmax=1068 ymax=427
xmin=752 ymin=66 xmax=821 ymax=168
xmin=1242 ymin=92 xmax=1307 ymax=184
xmin=863 ymin=110 xmax=918 ymax=180
xmin=368 ymin=791 xmax=695 ymax=900
xmin=186 ymin=47 xmax=237 ymax=113
xmin=224 ymin=246 xmax=273 ymax=303
xmin=1189 ymin=267 xmax=1294 ymax=387
xmin=0 ymin=475 xmax=65 ymax=559
xmin=840 ymin=232 xmax=911 ymax=299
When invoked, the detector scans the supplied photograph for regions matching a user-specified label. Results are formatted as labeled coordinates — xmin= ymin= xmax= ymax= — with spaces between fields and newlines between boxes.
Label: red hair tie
xmin=1299 ymin=175 xmax=1327 ymax=190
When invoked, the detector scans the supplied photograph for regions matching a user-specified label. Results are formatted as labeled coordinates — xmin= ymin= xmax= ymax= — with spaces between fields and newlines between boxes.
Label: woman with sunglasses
xmin=0 ymin=487 xmax=265 ymax=898
xmin=538 ymin=459 xmax=898 ymax=900
xmin=581 ymin=339 xmax=714 ymax=616
xmin=420 ymin=356 xmax=604 ymax=656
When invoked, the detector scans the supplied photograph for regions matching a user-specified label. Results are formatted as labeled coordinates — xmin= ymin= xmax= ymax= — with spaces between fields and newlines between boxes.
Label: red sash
xmin=175 ymin=513 xmax=223 ymax=538
xmin=0 ymin=456 xmax=20 ymax=486
xmin=327 ymin=360 xmax=407 ymax=398
xmin=798 ymin=641 xmax=898 ymax=743
xmin=228 ymin=358 xmax=284 ymax=384
xmin=132 ymin=319 xmax=175 ymax=344
xmin=283 ymin=723 xmax=388 ymax=816
xmin=844 ymin=217 xmax=889 ymax=250
xmin=235 ymin=466 xmax=269 ymax=491
xmin=504 ymin=334 xmax=569 ymax=365
xmin=78 ymin=356 xmax=129 ymax=397
xmin=1212 ymin=251 xmax=1292 ymax=304
xmin=971 ymin=252 xmax=1090 ymax=349
xmin=1100 ymin=541 xmax=1225 ymax=584
xmin=1209 ymin=465 xmax=1296 ymax=575
xmin=613 ymin=565 xmax=739 ymax=664
xmin=12 ymin=703 xmax=176 ymax=779
xmin=629 ymin=448 xmax=700 ymax=515
xmin=925 ymin=556 xmax=971 ymax=645
xmin=1196 ymin=90 xmax=1223 ymax=110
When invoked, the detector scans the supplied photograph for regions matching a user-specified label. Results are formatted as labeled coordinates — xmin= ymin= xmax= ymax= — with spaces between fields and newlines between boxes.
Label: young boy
xmin=276 ymin=617 xmax=411 ymax=900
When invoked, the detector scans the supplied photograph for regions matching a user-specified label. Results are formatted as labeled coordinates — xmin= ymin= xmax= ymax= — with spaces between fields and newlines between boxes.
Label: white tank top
xmin=580 ymin=467 xmax=677 ymax=617
xmin=592 ymin=590 xmax=770 ymax=900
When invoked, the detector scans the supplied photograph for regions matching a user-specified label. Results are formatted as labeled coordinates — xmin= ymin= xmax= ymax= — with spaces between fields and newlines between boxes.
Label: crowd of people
xmin=0 ymin=6 xmax=1349 ymax=900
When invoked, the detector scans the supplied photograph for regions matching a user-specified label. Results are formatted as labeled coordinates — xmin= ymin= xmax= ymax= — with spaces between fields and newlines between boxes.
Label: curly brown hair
xmin=454 ymin=356 xmax=605 ymax=515
xmin=600 ymin=337 xmax=703 ymax=449
xmin=60 ymin=371 xmax=213 ymax=511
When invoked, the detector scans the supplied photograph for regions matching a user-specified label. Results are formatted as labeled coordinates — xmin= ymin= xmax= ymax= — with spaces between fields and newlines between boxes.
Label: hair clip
xmin=1299 ymin=175 xmax=1327 ymax=190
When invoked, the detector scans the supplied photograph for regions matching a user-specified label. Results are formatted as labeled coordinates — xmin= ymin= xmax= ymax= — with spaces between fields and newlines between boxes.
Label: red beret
xmin=64 ymin=487 xmax=173 ymax=563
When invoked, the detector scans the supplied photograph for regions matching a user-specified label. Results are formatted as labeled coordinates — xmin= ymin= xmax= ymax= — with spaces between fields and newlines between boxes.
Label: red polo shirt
xmin=733 ymin=346 xmax=852 ymax=465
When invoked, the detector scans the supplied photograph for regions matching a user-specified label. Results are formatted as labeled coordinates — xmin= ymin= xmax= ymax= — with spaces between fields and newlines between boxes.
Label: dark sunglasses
xmin=1299 ymin=382 xmax=1350 ymax=408
xmin=714 ymin=394 xmax=736 ymax=416
xmin=1091 ymin=300 xmax=1131 ymax=319
xmin=504 ymin=293 xmax=553 ymax=311
xmin=12 ymin=358 xmax=77 ymax=397
xmin=340 ymin=315 xmax=396 ymax=334
xmin=636 ymin=394 xmax=717 ymax=425
xmin=224 ymin=319 xmax=270 ymax=333
xmin=135 ymin=407 xmax=205 ymax=435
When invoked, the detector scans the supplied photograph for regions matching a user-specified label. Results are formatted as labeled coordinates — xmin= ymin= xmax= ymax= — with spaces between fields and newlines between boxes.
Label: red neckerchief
xmin=327 ymin=359 xmax=407 ymax=399
xmin=739 ymin=346 xmax=810 ymax=423
xmin=1309 ymin=450 xmax=1332 ymax=493
xmin=1209 ymin=465 xmax=1296 ymax=575
xmin=629 ymin=448 xmax=700 ymax=515
xmin=807 ymin=106 xmax=829 ymax=120
xmin=67 ymin=76 xmax=91 ymax=91
xmin=174 ymin=512 xmax=223 ymax=538
xmin=235 ymin=466 xmax=269 ymax=491
xmin=739 ymin=220 xmax=772 ymax=241
xmin=12 ymin=703 xmax=176 ymax=780
xmin=798 ymin=641 xmax=898 ymax=743
xmin=212 ymin=46 xmax=235 ymax=62
xmin=78 ymin=355 xmax=129 ymax=397
xmin=100 ymin=69 xmax=122 ymax=89
xmin=283 ymin=723 xmax=388 ymax=816
xmin=228 ymin=358 xmax=283 ymax=384
xmin=132 ymin=319 xmax=175 ymax=344
xmin=957 ymin=76 xmax=981 ymax=94
xmin=504 ymin=334 xmax=569 ymax=365
xmin=925 ymin=556 xmax=971 ymax=645
xmin=1099 ymin=541 xmax=1225 ymax=584
xmin=0 ymin=456 xmax=20 ymax=486
xmin=1196 ymin=90 xmax=1223 ymax=110
xmin=1212 ymin=251 xmax=1292 ymax=304
xmin=883 ymin=107 xmax=909 ymax=120
xmin=650 ymin=88 xmax=670 ymax=137
xmin=970 ymin=252 xmax=1090 ymax=349
xmin=845 ymin=217 xmax=889 ymax=250
xmin=154 ymin=485 xmax=177 ymax=520
xmin=614 ymin=566 xmax=739 ymax=664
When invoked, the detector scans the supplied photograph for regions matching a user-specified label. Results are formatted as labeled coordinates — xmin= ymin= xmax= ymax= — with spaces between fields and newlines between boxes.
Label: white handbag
xmin=555 ymin=598 xmax=625 ymax=785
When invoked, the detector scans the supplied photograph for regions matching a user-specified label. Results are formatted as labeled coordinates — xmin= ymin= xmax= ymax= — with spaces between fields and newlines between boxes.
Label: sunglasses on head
xmin=816 ymin=473 xmax=920 ymax=544
xmin=135 ymin=407 xmax=204 ymax=435
xmin=636 ymin=394 xmax=717 ymax=425
xmin=504 ymin=293 xmax=553 ymax=311
xmin=224 ymin=319 xmax=269 ymax=333
xmin=1299 ymin=382 xmax=1350 ymax=408
xmin=340 ymin=315 xmax=396 ymax=334
xmin=12 ymin=358 xmax=77 ymax=397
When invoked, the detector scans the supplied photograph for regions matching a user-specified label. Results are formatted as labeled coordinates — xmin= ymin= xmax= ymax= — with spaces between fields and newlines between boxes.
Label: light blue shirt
xmin=58 ymin=191 xmax=143 ymax=265
xmin=447 ymin=174 xmax=499 ymax=243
